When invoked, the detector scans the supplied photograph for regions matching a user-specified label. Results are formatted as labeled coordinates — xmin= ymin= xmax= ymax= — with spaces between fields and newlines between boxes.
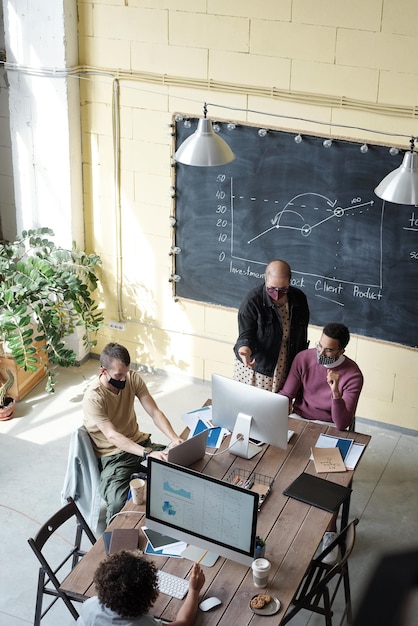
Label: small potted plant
xmin=0 ymin=369 xmax=15 ymax=420
xmin=0 ymin=227 xmax=104 ymax=394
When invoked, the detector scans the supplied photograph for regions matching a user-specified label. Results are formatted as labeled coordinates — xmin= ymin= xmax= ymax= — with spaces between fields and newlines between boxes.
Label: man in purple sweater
xmin=280 ymin=322 xmax=363 ymax=431
xmin=280 ymin=322 xmax=363 ymax=562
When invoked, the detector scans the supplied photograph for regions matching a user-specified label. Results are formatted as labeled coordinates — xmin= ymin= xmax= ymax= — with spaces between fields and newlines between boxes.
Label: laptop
xmin=141 ymin=429 xmax=209 ymax=468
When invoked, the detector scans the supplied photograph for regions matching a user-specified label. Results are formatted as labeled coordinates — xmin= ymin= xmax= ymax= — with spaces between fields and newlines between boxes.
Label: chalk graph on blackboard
xmin=231 ymin=187 xmax=384 ymax=289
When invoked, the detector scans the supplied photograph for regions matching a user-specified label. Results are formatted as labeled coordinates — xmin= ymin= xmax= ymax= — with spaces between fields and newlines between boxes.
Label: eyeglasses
xmin=315 ymin=342 xmax=339 ymax=356
xmin=266 ymin=286 xmax=289 ymax=295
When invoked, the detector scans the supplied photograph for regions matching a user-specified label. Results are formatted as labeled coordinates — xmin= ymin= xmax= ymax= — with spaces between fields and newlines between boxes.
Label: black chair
xmin=27 ymin=496 xmax=96 ymax=625
xmin=282 ymin=518 xmax=359 ymax=626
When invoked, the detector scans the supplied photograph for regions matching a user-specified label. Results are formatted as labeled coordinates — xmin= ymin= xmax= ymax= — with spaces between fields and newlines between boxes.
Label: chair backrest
xmin=283 ymin=519 xmax=359 ymax=626
xmin=290 ymin=519 xmax=358 ymax=603
xmin=347 ymin=417 xmax=356 ymax=432
xmin=30 ymin=496 xmax=95 ymax=549
xmin=28 ymin=496 xmax=96 ymax=623
xmin=316 ymin=518 xmax=358 ymax=573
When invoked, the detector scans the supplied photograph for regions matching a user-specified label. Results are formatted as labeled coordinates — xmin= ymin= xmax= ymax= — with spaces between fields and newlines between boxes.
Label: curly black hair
xmin=93 ymin=551 xmax=159 ymax=618
xmin=323 ymin=322 xmax=350 ymax=349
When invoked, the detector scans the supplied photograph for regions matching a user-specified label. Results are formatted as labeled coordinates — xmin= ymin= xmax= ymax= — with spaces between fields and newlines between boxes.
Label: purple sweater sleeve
xmin=330 ymin=369 xmax=364 ymax=430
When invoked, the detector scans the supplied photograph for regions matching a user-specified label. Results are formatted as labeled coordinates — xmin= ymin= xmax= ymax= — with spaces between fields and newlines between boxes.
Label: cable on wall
xmin=111 ymin=78 xmax=126 ymax=324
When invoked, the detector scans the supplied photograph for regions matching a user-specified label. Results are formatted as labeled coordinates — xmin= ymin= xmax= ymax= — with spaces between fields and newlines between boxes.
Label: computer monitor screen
xmin=145 ymin=457 xmax=258 ymax=567
xmin=211 ymin=373 xmax=289 ymax=459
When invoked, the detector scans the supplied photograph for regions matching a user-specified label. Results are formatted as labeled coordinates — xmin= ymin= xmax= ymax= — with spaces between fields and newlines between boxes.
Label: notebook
xmin=141 ymin=429 xmax=208 ymax=468
xmin=283 ymin=472 xmax=352 ymax=513
xmin=108 ymin=528 xmax=139 ymax=554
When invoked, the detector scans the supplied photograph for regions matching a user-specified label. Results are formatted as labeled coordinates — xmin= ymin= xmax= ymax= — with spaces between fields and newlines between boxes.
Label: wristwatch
xmin=142 ymin=448 xmax=150 ymax=460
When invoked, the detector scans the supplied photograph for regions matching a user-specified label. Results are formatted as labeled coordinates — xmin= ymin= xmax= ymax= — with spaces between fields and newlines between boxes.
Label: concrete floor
xmin=1 ymin=358 xmax=417 ymax=626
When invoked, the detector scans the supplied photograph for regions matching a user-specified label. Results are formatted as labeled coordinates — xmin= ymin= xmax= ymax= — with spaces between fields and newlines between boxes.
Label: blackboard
xmin=174 ymin=120 xmax=418 ymax=348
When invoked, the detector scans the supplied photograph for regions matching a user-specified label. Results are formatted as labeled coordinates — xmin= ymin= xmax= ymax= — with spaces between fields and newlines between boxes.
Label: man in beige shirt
xmin=83 ymin=343 xmax=183 ymax=523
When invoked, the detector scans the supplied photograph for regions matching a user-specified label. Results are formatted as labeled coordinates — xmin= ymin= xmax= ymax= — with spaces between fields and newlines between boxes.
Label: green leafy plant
xmin=0 ymin=227 xmax=104 ymax=392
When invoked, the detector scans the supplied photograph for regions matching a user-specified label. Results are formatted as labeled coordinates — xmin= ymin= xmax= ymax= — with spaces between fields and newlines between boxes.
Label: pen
xmin=243 ymin=477 xmax=254 ymax=489
xmin=195 ymin=550 xmax=208 ymax=566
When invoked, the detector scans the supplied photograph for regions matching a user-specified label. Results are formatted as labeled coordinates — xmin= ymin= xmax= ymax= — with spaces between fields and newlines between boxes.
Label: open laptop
xmin=141 ymin=429 xmax=209 ymax=468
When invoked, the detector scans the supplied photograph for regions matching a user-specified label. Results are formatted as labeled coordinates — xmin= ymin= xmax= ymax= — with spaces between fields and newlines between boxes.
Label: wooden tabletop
xmin=61 ymin=417 xmax=370 ymax=624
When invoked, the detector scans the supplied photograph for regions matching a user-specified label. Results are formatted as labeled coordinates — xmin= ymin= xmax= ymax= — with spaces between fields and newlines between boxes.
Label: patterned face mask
xmin=317 ymin=352 xmax=339 ymax=366
xmin=266 ymin=286 xmax=289 ymax=301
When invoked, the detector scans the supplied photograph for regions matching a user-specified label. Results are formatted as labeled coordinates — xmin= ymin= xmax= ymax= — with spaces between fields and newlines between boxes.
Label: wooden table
xmin=61 ymin=417 xmax=370 ymax=624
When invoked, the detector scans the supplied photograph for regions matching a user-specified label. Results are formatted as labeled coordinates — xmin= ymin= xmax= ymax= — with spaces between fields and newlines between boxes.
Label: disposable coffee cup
xmin=251 ymin=558 xmax=271 ymax=588
xmin=130 ymin=478 xmax=146 ymax=505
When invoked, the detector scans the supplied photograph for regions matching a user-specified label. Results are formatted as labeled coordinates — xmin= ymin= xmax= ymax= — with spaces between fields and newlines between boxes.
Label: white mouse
xmin=199 ymin=596 xmax=222 ymax=612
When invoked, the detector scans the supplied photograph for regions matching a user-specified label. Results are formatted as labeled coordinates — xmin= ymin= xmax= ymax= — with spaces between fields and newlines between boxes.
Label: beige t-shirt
xmin=82 ymin=370 xmax=150 ymax=458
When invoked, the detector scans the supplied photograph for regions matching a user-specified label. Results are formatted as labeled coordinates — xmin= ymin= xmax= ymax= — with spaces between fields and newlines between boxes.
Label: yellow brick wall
xmin=77 ymin=0 xmax=418 ymax=432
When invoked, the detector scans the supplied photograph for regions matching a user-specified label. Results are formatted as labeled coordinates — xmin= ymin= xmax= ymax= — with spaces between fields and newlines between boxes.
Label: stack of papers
xmin=142 ymin=527 xmax=186 ymax=558
xmin=181 ymin=405 xmax=228 ymax=448
xmin=311 ymin=433 xmax=365 ymax=470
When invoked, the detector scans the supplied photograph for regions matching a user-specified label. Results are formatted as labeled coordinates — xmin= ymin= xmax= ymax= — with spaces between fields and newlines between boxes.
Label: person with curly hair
xmin=77 ymin=550 xmax=205 ymax=625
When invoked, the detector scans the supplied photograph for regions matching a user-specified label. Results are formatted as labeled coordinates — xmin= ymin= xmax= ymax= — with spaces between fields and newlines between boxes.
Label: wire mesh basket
xmin=226 ymin=468 xmax=273 ymax=510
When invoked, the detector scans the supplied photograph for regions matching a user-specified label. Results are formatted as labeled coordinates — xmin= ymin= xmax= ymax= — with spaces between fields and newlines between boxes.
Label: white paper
xmin=344 ymin=442 xmax=365 ymax=470
xmin=182 ymin=405 xmax=228 ymax=449
xmin=182 ymin=405 xmax=213 ymax=431
xmin=309 ymin=433 xmax=355 ymax=468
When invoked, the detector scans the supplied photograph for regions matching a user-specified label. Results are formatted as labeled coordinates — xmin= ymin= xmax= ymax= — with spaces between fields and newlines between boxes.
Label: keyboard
xmin=157 ymin=570 xmax=189 ymax=600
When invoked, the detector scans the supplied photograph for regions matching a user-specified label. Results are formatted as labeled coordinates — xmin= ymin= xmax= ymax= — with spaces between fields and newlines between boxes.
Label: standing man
xmin=280 ymin=322 xmax=363 ymax=431
xmin=233 ymin=259 xmax=309 ymax=392
xmin=83 ymin=343 xmax=183 ymax=524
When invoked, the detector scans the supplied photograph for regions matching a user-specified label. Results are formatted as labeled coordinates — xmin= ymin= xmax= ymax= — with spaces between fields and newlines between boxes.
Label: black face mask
xmin=108 ymin=377 xmax=126 ymax=390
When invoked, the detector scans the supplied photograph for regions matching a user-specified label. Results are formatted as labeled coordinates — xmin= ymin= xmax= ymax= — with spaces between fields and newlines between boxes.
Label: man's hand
xmin=148 ymin=449 xmax=169 ymax=461
xmin=327 ymin=369 xmax=341 ymax=399
xmin=169 ymin=437 xmax=184 ymax=447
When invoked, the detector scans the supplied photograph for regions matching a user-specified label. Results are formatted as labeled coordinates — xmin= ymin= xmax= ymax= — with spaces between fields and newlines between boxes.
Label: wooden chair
xmin=282 ymin=518 xmax=359 ymax=626
xmin=27 ymin=496 xmax=96 ymax=625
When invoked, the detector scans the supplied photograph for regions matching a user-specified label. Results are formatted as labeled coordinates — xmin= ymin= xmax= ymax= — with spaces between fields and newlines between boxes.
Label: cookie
xmin=250 ymin=594 xmax=271 ymax=609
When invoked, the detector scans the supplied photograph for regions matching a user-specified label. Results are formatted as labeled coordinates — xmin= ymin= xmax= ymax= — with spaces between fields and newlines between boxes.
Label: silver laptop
xmin=141 ymin=429 xmax=208 ymax=468
xmin=167 ymin=429 xmax=208 ymax=467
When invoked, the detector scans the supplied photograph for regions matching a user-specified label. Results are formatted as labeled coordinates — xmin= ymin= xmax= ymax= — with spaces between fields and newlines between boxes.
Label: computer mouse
xmin=199 ymin=596 xmax=222 ymax=612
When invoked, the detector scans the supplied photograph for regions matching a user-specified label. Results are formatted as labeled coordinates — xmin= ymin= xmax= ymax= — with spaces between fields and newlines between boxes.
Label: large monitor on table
xmin=211 ymin=373 xmax=290 ymax=459
xmin=145 ymin=457 xmax=258 ymax=567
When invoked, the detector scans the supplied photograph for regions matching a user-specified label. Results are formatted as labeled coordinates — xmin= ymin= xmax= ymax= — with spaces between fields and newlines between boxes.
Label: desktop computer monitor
xmin=145 ymin=457 xmax=259 ymax=567
xmin=211 ymin=373 xmax=290 ymax=459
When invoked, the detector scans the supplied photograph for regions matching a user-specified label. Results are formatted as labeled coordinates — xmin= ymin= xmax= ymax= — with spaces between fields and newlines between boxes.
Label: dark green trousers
xmin=99 ymin=437 xmax=165 ymax=524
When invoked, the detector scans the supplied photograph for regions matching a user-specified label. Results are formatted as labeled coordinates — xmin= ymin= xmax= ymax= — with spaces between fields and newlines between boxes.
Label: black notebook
xmin=283 ymin=472 xmax=352 ymax=512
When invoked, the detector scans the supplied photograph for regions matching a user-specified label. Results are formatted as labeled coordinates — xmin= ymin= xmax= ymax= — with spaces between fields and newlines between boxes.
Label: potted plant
xmin=0 ymin=369 xmax=15 ymax=420
xmin=0 ymin=227 xmax=104 ymax=394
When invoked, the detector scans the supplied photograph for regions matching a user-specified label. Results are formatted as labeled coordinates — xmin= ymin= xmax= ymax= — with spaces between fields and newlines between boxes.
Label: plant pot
xmin=0 ymin=396 xmax=15 ymax=421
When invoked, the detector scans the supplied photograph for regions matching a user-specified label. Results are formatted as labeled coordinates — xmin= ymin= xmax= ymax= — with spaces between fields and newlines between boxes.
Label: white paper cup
xmin=130 ymin=478 xmax=146 ymax=505
xmin=251 ymin=558 xmax=271 ymax=588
